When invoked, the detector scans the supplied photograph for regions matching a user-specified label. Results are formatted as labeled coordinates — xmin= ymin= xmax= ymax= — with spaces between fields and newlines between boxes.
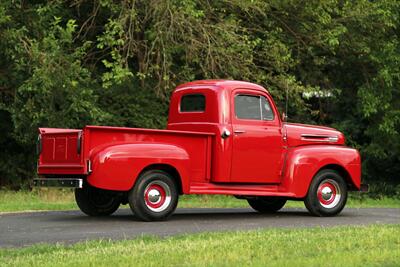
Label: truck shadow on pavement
xmin=48 ymin=208 xmax=343 ymax=223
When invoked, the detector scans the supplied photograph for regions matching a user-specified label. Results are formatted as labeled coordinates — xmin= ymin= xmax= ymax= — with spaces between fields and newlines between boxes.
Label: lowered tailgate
xmin=37 ymin=128 xmax=86 ymax=175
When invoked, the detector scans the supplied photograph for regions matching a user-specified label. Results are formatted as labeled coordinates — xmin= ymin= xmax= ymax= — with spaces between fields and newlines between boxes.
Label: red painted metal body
xmin=37 ymin=80 xmax=361 ymax=198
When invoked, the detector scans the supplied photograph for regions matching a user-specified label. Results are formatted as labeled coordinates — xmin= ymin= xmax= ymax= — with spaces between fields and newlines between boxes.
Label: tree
xmin=0 ymin=0 xmax=398 ymax=194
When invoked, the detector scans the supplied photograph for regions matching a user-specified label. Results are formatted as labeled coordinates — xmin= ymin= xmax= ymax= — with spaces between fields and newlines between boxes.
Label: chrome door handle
xmin=234 ymin=130 xmax=246 ymax=134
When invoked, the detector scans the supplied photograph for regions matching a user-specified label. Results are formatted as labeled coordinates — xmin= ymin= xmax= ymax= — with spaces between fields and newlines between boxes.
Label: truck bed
xmin=38 ymin=126 xmax=214 ymax=187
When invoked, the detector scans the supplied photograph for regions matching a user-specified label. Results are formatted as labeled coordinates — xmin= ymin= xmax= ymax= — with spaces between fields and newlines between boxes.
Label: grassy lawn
xmin=0 ymin=189 xmax=76 ymax=212
xmin=0 ymin=224 xmax=399 ymax=266
xmin=0 ymin=189 xmax=399 ymax=213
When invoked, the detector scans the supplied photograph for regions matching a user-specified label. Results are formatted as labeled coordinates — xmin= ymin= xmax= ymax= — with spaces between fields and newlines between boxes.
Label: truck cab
xmin=35 ymin=80 xmax=366 ymax=221
xmin=168 ymin=80 xmax=285 ymax=184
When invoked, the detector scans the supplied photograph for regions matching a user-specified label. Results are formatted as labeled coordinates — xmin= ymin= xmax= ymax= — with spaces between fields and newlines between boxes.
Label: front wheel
xmin=304 ymin=169 xmax=348 ymax=217
xmin=75 ymin=184 xmax=121 ymax=216
xmin=247 ymin=197 xmax=287 ymax=213
xmin=128 ymin=170 xmax=178 ymax=221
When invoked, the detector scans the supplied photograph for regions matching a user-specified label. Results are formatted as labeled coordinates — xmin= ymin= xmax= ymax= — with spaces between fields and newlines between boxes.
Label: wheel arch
xmin=87 ymin=142 xmax=191 ymax=192
xmin=316 ymin=164 xmax=358 ymax=190
xmin=282 ymin=145 xmax=361 ymax=198
xmin=137 ymin=164 xmax=183 ymax=194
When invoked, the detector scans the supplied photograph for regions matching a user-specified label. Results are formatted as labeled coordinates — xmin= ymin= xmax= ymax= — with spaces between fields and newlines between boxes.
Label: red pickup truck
xmin=34 ymin=80 xmax=366 ymax=221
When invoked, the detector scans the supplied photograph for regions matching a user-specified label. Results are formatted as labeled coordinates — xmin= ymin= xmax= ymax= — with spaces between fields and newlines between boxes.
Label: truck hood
xmin=284 ymin=123 xmax=345 ymax=147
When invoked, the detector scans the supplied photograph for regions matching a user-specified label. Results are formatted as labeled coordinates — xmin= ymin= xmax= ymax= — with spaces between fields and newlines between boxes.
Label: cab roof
xmin=174 ymin=80 xmax=268 ymax=94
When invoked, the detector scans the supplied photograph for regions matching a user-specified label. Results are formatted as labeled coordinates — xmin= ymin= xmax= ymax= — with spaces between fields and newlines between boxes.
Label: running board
xmin=189 ymin=182 xmax=296 ymax=197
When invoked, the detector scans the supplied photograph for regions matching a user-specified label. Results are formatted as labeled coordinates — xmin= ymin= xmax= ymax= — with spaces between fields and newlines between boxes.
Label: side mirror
xmin=282 ymin=112 xmax=287 ymax=122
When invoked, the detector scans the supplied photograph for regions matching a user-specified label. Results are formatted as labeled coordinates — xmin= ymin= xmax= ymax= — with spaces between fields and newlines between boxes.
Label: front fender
xmin=281 ymin=145 xmax=361 ymax=198
xmin=87 ymin=143 xmax=190 ymax=191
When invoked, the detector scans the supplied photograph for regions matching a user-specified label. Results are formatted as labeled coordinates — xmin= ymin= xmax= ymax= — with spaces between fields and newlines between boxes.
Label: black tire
xmin=304 ymin=169 xmax=348 ymax=217
xmin=129 ymin=170 xmax=178 ymax=221
xmin=247 ymin=197 xmax=287 ymax=213
xmin=75 ymin=184 xmax=120 ymax=216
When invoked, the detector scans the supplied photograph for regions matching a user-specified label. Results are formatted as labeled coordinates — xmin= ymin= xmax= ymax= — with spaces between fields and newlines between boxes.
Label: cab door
xmin=230 ymin=90 xmax=284 ymax=183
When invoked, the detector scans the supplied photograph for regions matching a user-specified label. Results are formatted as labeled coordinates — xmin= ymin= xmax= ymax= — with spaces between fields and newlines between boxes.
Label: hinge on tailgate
xmin=77 ymin=131 xmax=82 ymax=154
xmin=36 ymin=134 xmax=42 ymax=155
xmin=87 ymin=160 xmax=92 ymax=174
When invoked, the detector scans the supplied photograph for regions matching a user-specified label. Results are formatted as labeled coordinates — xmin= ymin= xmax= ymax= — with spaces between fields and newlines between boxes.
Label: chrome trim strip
xmin=328 ymin=136 xmax=339 ymax=142
xmin=301 ymin=134 xmax=338 ymax=142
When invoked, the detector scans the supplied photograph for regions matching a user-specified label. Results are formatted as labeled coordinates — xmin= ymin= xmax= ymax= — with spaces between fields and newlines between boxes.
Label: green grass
xmin=0 ymin=224 xmax=399 ymax=266
xmin=0 ymin=189 xmax=399 ymax=213
xmin=0 ymin=189 xmax=76 ymax=212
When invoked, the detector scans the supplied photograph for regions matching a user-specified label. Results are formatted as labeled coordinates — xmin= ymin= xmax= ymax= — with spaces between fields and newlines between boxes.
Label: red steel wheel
xmin=304 ymin=169 xmax=347 ymax=217
xmin=317 ymin=179 xmax=341 ymax=208
xmin=129 ymin=170 xmax=178 ymax=221
xmin=143 ymin=181 xmax=171 ymax=212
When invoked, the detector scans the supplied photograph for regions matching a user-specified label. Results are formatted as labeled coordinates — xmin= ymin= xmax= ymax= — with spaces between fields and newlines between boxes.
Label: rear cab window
xmin=180 ymin=94 xmax=206 ymax=112
xmin=169 ymin=88 xmax=219 ymax=124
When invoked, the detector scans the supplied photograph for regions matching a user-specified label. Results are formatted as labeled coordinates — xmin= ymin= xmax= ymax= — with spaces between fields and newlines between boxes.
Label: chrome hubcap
xmin=147 ymin=189 xmax=161 ymax=203
xmin=317 ymin=179 xmax=341 ymax=209
xmin=144 ymin=181 xmax=172 ymax=212
xmin=321 ymin=187 xmax=333 ymax=201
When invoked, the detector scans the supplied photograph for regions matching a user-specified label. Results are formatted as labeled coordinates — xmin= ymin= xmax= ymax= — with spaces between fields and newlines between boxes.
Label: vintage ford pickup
xmin=34 ymin=80 xmax=367 ymax=221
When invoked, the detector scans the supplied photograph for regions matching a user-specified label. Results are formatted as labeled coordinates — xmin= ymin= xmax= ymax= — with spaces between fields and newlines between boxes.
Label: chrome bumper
xmin=33 ymin=178 xmax=83 ymax=188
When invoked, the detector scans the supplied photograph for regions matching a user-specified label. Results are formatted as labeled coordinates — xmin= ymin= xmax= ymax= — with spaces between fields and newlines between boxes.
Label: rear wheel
xmin=247 ymin=197 xmax=287 ymax=213
xmin=75 ymin=184 xmax=121 ymax=216
xmin=128 ymin=170 xmax=178 ymax=221
xmin=304 ymin=169 xmax=347 ymax=217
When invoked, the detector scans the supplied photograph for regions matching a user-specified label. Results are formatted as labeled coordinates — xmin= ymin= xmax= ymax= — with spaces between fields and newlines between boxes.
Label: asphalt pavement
xmin=0 ymin=207 xmax=399 ymax=248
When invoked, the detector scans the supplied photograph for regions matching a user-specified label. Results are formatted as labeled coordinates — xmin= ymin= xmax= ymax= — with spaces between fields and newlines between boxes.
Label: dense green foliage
xmin=0 ymin=1 xmax=399 ymax=193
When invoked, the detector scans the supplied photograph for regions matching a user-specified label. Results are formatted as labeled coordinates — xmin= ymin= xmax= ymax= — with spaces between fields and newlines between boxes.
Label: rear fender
xmin=87 ymin=143 xmax=190 ymax=192
xmin=281 ymin=146 xmax=361 ymax=198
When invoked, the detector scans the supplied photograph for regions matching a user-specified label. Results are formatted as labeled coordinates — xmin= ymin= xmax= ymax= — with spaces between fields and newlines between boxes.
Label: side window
xmin=180 ymin=94 xmax=205 ymax=112
xmin=261 ymin=96 xmax=274 ymax=120
xmin=235 ymin=94 xmax=274 ymax=121
xmin=235 ymin=95 xmax=261 ymax=120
